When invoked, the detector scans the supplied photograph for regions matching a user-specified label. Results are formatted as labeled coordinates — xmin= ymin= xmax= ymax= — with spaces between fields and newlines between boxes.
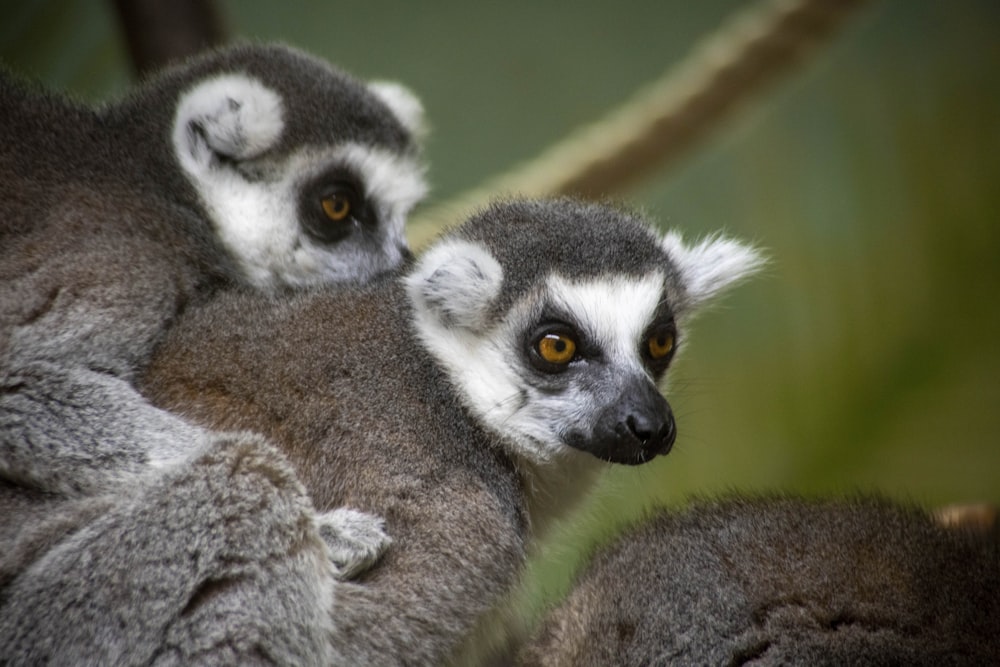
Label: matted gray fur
xmin=1 ymin=435 xmax=345 ymax=665
xmin=518 ymin=495 xmax=1000 ymax=667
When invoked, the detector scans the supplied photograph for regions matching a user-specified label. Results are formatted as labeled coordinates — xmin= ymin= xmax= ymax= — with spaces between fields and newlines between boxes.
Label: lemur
xmin=101 ymin=197 xmax=760 ymax=665
xmin=0 ymin=42 xmax=427 ymax=500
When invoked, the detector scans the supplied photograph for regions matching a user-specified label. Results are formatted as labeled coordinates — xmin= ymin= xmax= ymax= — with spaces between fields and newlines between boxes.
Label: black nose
xmin=625 ymin=410 xmax=676 ymax=456
xmin=563 ymin=378 xmax=676 ymax=465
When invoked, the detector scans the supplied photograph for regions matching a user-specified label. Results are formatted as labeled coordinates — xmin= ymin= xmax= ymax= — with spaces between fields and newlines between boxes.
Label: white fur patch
xmin=661 ymin=232 xmax=764 ymax=310
xmin=493 ymin=273 xmax=667 ymax=463
xmin=188 ymin=141 xmax=426 ymax=288
xmin=336 ymin=142 xmax=428 ymax=247
xmin=368 ymin=80 xmax=427 ymax=140
xmin=404 ymin=239 xmax=502 ymax=332
xmin=172 ymin=74 xmax=284 ymax=175
xmin=407 ymin=289 xmax=526 ymax=446
xmin=405 ymin=241 xmax=520 ymax=448
xmin=408 ymin=267 xmax=667 ymax=465
xmin=544 ymin=273 xmax=666 ymax=376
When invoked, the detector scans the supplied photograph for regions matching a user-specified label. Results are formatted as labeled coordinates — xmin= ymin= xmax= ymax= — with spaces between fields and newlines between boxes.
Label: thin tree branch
xmin=408 ymin=0 xmax=875 ymax=247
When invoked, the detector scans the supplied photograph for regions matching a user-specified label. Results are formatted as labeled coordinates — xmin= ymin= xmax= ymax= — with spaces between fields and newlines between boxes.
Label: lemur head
xmin=166 ymin=43 xmax=427 ymax=288
xmin=406 ymin=199 xmax=763 ymax=466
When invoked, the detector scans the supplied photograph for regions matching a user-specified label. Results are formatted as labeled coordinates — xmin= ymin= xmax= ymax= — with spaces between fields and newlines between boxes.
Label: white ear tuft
xmin=368 ymin=80 xmax=427 ymax=141
xmin=172 ymin=74 xmax=284 ymax=175
xmin=662 ymin=232 xmax=765 ymax=310
xmin=405 ymin=239 xmax=502 ymax=331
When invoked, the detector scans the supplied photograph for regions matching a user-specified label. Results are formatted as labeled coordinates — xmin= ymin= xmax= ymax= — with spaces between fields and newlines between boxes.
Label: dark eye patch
xmin=299 ymin=167 xmax=374 ymax=244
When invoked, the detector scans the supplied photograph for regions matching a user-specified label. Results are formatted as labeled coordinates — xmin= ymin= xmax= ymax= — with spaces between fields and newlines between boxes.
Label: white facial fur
xmin=495 ymin=273 xmax=668 ymax=464
xmin=172 ymin=74 xmax=427 ymax=288
xmin=405 ymin=238 xmax=509 ymax=428
xmin=407 ymin=240 xmax=664 ymax=465
xmin=406 ymin=231 xmax=762 ymax=466
xmin=212 ymin=144 xmax=425 ymax=288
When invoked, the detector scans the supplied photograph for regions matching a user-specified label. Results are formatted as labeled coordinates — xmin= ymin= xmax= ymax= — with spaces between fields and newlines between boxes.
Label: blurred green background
xmin=4 ymin=0 xmax=998 ymax=615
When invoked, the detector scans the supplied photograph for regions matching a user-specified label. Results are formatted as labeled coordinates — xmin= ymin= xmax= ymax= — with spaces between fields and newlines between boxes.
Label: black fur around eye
xmin=302 ymin=175 xmax=372 ymax=244
xmin=321 ymin=189 xmax=354 ymax=222
xmin=643 ymin=320 xmax=677 ymax=372
xmin=648 ymin=328 xmax=674 ymax=360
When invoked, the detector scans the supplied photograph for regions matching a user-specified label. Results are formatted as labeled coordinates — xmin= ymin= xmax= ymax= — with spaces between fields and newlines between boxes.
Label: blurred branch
xmin=934 ymin=503 xmax=999 ymax=532
xmin=408 ymin=0 xmax=874 ymax=248
xmin=111 ymin=0 xmax=227 ymax=77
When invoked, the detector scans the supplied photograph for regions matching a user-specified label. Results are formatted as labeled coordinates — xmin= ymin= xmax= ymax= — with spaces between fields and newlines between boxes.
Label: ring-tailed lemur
xmin=104 ymin=197 xmax=758 ymax=665
xmin=0 ymin=42 xmax=427 ymax=499
xmin=518 ymin=495 xmax=1000 ymax=666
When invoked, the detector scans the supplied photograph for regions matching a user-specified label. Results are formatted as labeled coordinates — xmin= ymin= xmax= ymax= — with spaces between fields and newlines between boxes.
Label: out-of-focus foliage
xmin=4 ymin=0 xmax=998 ymax=615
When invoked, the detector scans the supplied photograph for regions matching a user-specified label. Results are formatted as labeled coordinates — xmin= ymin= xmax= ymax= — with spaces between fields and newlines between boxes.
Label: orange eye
xmin=537 ymin=333 xmax=577 ymax=365
xmin=321 ymin=194 xmax=352 ymax=222
xmin=648 ymin=330 xmax=674 ymax=360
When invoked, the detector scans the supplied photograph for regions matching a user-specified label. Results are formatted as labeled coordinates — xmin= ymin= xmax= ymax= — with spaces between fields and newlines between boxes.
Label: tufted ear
xmin=404 ymin=239 xmax=502 ymax=332
xmin=172 ymin=74 xmax=285 ymax=176
xmin=661 ymin=232 xmax=765 ymax=311
xmin=368 ymin=80 xmax=427 ymax=141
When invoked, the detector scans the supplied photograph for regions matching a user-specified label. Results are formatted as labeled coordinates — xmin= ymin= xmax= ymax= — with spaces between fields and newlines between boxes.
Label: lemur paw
xmin=316 ymin=507 xmax=391 ymax=581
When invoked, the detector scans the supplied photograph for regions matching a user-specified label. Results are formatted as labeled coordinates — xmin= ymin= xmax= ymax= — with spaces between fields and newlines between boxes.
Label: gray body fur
xmin=1 ymin=436 xmax=348 ymax=665
xmin=144 ymin=265 xmax=526 ymax=666
xmin=0 ymin=42 xmax=424 ymax=497
xmin=519 ymin=495 xmax=1000 ymax=666
xmin=134 ymin=199 xmax=758 ymax=665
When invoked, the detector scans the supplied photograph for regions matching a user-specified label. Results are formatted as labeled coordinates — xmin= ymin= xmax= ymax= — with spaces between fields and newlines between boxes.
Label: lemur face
xmin=406 ymin=199 xmax=763 ymax=468
xmin=171 ymin=54 xmax=427 ymax=289
xmin=508 ymin=272 xmax=678 ymax=465
xmin=407 ymin=253 xmax=679 ymax=466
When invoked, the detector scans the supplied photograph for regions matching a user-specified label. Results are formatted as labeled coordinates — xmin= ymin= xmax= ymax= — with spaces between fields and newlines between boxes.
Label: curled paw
xmin=316 ymin=507 xmax=392 ymax=581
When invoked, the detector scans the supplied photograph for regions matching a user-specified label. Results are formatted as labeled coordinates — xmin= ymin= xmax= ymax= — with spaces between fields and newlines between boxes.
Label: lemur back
xmin=519 ymin=495 xmax=1000 ymax=666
